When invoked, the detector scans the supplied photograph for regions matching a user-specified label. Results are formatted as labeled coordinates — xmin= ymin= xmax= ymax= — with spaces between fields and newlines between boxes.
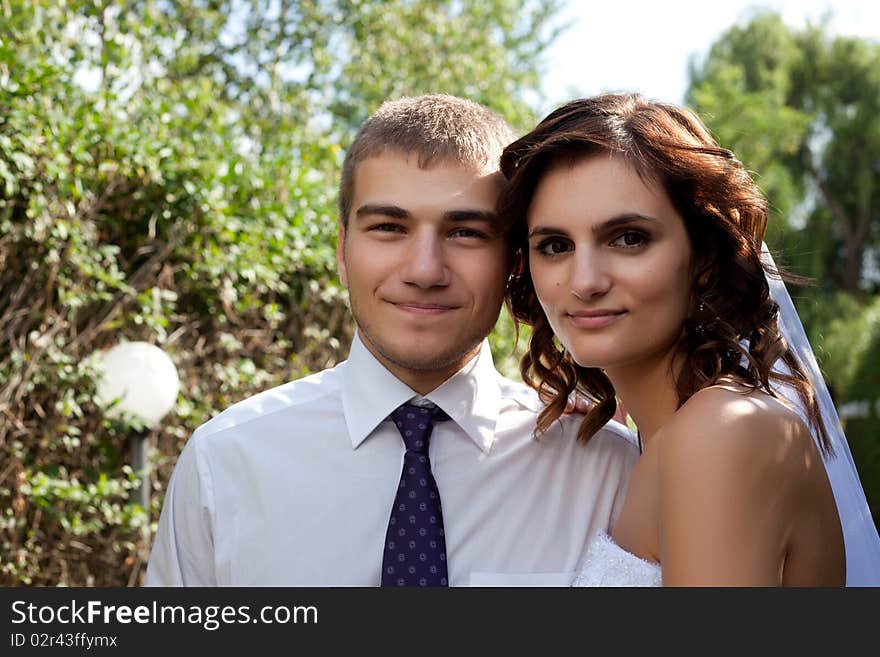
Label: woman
xmin=497 ymin=93 xmax=851 ymax=586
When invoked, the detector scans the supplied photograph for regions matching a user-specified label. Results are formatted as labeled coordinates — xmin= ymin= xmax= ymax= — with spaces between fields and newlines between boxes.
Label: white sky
xmin=540 ymin=0 xmax=880 ymax=114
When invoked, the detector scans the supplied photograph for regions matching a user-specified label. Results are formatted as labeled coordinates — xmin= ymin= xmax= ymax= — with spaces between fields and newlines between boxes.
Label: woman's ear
xmin=696 ymin=268 xmax=710 ymax=289
xmin=691 ymin=248 xmax=715 ymax=292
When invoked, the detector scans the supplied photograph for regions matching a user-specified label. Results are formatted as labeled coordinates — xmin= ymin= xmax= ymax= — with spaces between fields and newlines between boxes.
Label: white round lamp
xmin=96 ymin=341 xmax=179 ymax=427
xmin=96 ymin=341 xmax=179 ymax=510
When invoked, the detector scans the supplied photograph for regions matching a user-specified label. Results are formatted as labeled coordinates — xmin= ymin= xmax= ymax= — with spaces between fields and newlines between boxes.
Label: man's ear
xmin=336 ymin=219 xmax=348 ymax=287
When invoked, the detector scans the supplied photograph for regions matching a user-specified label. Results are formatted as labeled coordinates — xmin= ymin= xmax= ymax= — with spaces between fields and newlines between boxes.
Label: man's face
xmin=338 ymin=150 xmax=510 ymax=393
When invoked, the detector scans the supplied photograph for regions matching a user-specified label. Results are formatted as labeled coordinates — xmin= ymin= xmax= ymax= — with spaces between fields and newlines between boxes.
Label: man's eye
xmin=535 ymin=238 xmax=572 ymax=256
xmin=610 ymin=230 xmax=649 ymax=248
xmin=370 ymin=223 xmax=404 ymax=233
xmin=450 ymin=228 xmax=488 ymax=239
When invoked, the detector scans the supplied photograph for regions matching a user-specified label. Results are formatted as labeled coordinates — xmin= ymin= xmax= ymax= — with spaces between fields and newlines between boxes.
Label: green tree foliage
xmin=0 ymin=0 xmax=562 ymax=585
xmin=687 ymin=11 xmax=880 ymax=293
xmin=686 ymin=12 xmax=880 ymax=526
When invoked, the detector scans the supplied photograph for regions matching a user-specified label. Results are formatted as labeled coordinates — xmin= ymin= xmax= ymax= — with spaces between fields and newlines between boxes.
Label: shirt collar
xmin=341 ymin=332 xmax=501 ymax=453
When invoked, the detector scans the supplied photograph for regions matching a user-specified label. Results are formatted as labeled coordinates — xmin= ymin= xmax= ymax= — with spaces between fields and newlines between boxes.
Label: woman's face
xmin=526 ymin=154 xmax=694 ymax=373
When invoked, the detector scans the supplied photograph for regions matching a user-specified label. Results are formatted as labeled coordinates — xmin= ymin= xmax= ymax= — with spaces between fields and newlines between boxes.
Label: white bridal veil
xmin=763 ymin=245 xmax=880 ymax=585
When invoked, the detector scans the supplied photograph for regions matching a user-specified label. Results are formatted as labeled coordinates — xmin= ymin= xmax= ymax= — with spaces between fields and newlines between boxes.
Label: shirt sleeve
xmin=597 ymin=421 xmax=640 ymax=529
xmin=144 ymin=431 xmax=217 ymax=586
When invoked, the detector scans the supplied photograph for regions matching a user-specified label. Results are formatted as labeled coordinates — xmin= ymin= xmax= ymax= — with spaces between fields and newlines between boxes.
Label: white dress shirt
xmin=146 ymin=333 xmax=638 ymax=586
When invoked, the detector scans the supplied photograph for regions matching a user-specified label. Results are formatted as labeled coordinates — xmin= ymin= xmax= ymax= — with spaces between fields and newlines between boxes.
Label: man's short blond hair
xmin=338 ymin=94 xmax=515 ymax=225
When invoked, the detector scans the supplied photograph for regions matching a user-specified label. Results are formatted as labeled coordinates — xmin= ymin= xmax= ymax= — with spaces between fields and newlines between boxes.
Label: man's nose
xmin=398 ymin=231 xmax=450 ymax=288
xmin=569 ymin=249 xmax=611 ymax=300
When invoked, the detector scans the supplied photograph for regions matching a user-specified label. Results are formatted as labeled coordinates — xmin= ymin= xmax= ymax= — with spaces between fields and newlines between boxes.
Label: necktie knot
xmin=390 ymin=403 xmax=449 ymax=453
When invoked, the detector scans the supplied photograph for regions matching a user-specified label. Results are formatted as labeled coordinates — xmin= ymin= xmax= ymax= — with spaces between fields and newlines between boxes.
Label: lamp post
xmin=95 ymin=342 xmax=179 ymax=511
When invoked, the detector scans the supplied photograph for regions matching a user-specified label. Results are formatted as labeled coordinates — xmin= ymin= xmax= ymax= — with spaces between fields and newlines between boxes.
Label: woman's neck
xmin=605 ymin=348 xmax=683 ymax=447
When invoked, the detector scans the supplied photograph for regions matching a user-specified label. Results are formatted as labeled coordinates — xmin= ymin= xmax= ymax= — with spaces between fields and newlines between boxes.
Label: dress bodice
xmin=571 ymin=531 xmax=662 ymax=587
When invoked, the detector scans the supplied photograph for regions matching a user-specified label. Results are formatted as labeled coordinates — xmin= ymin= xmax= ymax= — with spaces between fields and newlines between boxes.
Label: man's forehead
xmin=348 ymin=165 xmax=504 ymax=234
xmin=352 ymin=151 xmax=503 ymax=200
xmin=357 ymin=148 xmax=501 ymax=177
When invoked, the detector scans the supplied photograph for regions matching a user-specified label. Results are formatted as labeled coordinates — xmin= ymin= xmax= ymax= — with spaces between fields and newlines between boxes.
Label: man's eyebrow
xmin=444 ymin=209 xmax=497 ymax=224
xmin=355 ymin=205 xmax=499 ymax=226
xmin=528 ymin=213 xmax=658 ymax=238
xmin=354 ymin=204 xmax=411 ymax=220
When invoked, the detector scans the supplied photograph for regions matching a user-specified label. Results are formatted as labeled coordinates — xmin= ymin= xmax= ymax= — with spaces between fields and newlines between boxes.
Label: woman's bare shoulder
xmin=657 ymin=384 xmax=816 ymax=481
xmin=653 ymin=385 xmax=832 ymax=585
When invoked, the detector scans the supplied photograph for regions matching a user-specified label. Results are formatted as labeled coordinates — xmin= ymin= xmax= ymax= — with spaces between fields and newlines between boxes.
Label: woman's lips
xmin=566 ymin=310 xmax=627 ymax=329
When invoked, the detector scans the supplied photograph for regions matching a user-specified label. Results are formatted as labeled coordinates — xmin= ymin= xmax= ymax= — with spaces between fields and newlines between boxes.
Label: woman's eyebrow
xmin=528 ymin=213 xmax=658 ymax=239
xmin=593 ymin=213 xmax=659 ymax=233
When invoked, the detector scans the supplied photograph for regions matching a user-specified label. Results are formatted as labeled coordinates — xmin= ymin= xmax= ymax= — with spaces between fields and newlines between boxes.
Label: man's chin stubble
xmin=358 ymin=326 xmax=483 ymax=374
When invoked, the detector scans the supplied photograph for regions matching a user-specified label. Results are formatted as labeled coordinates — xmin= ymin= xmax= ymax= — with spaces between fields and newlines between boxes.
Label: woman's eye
xmin=535 ymin=238 xmax=572 ymax=256
xmin=611 ymin=230 xmax=649 ymax=248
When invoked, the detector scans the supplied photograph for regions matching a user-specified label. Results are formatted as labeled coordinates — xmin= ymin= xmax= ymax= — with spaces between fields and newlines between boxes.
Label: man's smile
xmin=389 ymin=300 xmax=460 ymax=315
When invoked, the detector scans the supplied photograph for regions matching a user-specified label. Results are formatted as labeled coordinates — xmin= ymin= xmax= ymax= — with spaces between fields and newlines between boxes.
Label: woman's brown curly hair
xmin=498 ymin=93 xmax=831 ymax=454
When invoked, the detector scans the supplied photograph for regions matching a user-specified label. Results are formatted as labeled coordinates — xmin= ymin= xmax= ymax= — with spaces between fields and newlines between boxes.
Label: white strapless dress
xmin=571 ymin=531 xmax=662 ymax=587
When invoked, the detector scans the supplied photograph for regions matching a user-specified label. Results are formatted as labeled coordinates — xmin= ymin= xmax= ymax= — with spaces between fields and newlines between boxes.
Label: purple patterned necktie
xmin=381 ymin=403 xmax=450 ymax=587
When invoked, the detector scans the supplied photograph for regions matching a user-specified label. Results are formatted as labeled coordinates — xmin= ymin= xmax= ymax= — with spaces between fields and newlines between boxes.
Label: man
xmin=146 ymin=95 xmax=637 ymax=586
